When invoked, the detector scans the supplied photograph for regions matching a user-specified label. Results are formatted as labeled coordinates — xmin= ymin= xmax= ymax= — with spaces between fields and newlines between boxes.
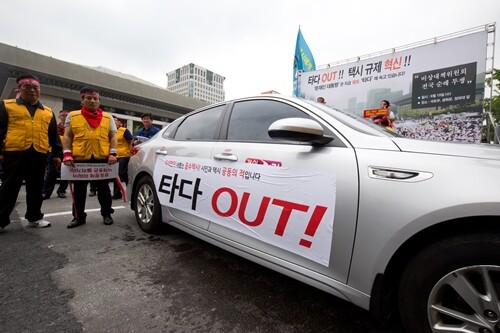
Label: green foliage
xmin=482 ymin=68 xmax=499 ymax=142
xmin=133 ymin=124 xmax=142 ymax=134
xmin=484 ymin=68 xmax=500 ymax=122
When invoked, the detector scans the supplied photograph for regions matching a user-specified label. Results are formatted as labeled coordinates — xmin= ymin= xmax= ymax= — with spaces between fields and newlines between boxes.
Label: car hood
xmin=391 ymin=138 xmax=500 ymax=160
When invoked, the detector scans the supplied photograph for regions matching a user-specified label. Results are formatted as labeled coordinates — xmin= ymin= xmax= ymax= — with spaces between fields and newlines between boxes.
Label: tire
xmin=398 ymin=233 xmax=500 ymax=333
xmin=133 ymin=175 xmax=162 ymax=233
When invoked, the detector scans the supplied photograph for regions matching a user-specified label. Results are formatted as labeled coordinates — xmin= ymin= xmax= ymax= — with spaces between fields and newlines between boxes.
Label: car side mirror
xmin=268 ymin=118 xmax=334 ymax=146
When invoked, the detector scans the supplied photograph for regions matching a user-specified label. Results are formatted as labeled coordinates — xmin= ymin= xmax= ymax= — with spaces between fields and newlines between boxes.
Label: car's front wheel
xmin=398 ymin=233 xmax=500 ymax=333
xmin=133 ymin=175 xmax=162 ymax=233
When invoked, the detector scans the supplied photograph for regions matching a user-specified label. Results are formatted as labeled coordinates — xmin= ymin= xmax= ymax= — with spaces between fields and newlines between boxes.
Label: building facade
xmin=166 ymin=63 xmax=225 ymax=104
xmin=0 ymin=42 xmax=209 ymax=134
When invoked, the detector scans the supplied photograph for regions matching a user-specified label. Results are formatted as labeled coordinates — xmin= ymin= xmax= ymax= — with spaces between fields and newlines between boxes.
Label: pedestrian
xmin=62 ymin=86 xmax=117 ymax=228
xmin=42 ymin=110 xmax=69 ymax=199
xmin=380 ymin=99 xmax=395 ymax=121
xmin=316 ymin=96 xmax=326 ymax=104
xmin=132 ymin=112 xmax=160 ymax=146
xmin=112 ymin=117 xmax=133 ymax=199
xmin=0 ymin=74 xmax=62 ymax=232
xmin=372 ymin=114 xmax=394 ymax=130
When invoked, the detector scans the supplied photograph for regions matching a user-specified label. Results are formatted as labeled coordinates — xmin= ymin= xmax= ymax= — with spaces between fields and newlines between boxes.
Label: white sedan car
xmin=127 ymin=94 xmax=500 ymax=333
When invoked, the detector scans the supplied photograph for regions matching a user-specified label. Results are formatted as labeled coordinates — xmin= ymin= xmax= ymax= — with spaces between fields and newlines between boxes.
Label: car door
xmin=153 ymin=104 xmax=226 ymax=231
xmin=206 ymin=98 xmax=359 ymax=283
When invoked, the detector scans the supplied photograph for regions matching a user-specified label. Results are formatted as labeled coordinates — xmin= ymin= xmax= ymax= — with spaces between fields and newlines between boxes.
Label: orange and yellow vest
xmin=116 ymin=127 xmax=131 ymax=158
xmin=2 ymin=99 xmax=53 ymax=153
xmin=69 ymin=110 xmax=112 ymax=161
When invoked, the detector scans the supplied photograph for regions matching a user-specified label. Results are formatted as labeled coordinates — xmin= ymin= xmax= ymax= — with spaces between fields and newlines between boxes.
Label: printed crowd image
xmin=394 ymin=113 xmax=483 ymax=142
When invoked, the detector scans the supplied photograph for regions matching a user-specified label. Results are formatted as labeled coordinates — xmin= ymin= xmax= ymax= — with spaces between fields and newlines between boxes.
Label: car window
xmin=174 ymin=105 xmax=225 ymax=141
xmin=227 ymin=100 xmax=314 ymax=142
xmin=162 ymin=118 xmax=183 ymax=139
xmin=303 ymin=101 xmax=402 ymax=137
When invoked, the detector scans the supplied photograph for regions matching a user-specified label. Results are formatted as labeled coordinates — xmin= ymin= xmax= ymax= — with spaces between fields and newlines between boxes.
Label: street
xmin=0 ymin=185 xmax=403 ymax=333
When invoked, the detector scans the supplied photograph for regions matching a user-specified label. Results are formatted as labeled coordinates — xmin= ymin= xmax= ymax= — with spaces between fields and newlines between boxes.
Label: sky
xmin=0 ymin=0 xmax=499 ymax=101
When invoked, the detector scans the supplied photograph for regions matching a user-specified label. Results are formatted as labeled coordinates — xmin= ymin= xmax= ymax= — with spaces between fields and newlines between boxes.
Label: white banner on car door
xmin=153 ymin=155 xmax=337 ymax=266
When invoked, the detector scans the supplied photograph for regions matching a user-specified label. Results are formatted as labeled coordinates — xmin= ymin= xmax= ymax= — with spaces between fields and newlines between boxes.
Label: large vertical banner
xmin=300 ymin=30 xmax=488 ymax=142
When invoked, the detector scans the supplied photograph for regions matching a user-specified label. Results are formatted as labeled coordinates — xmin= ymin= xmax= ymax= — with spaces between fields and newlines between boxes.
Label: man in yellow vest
xmin=62 ymin=87 xmax=117 ymax=228
xmin=112 ymin=117 xmax=133 ymax=199
xmin=0 ymin=74 xmax=62 ymax=232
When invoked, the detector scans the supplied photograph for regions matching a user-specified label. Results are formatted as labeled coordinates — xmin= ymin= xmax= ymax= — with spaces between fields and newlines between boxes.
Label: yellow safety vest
xmin=2 ymin=99 xmax=53 ymax=153
xmin=116 ymin=127 xmax=131 ymax=158
xmin=69 ymin=110 xmax=112 ymax=161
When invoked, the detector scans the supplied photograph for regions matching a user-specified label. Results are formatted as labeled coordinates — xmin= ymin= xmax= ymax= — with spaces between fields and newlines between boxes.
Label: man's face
xmin=81 ymin=94 xmax=100 ymax=112
xmin=19 ymin=83 xmax=40 ymax=105
xmin=141 ymin=116 xmax=152 ymax=129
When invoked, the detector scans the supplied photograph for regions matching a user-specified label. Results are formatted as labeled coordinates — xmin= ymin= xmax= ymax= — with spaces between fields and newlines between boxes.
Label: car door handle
xmin=214 ymin=153 xmax=238 ymax=162
xmin=155 ymin=149 xmax=168 ymax=155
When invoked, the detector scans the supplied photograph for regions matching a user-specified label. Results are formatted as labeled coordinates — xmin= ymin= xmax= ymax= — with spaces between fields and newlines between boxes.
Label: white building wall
xmin=40 ymin=95 xmax=63 ymax=113
xmin=166 ymin=63 xmax=225 ymax=103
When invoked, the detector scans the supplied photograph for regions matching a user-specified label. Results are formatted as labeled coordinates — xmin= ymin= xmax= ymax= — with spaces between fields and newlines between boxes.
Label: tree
xmin=484 ymin=68 xmax=500 ymax=122
xmin=483 ymin=68 xmax=499 ymax=142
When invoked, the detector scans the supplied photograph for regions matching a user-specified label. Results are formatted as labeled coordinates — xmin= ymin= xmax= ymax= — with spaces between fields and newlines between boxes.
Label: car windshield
xmin=302 ymin=100 xmax=402 ymax=137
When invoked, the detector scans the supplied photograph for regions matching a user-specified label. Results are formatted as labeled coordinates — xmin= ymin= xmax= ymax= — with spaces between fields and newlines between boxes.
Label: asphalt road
xmin=0 ymin=185 xmax=404 ymax=333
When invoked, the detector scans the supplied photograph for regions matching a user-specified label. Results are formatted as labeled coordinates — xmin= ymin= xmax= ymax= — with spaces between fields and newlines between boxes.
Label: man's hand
xmin=108 ymin=155 xmax=118 ymax=165
xmin=53 ymin=157 xmax=62 ymax=171
xmin=63 ymin=151 xmax=74 ymax=167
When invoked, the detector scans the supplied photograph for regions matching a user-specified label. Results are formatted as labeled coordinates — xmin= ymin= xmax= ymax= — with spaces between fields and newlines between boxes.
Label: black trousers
xmin=0 ymin=147 xmax=47 ymax=227
xmin=71 ymin=160 xmax=114 ymax=221
xmin=42 ymin=154 xmax=68 ymax=197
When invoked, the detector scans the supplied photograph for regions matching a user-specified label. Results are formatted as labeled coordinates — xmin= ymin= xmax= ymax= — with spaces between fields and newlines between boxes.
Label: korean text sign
xmin=300 ymin=30 xmax=486 ymax=113
xmin=61 ymin=163 xmax=118 ymax=180
xmin=153 ymin=156 xmax=337 ymax=266
xmin=299 ymin=30 xmax=487 ymax=143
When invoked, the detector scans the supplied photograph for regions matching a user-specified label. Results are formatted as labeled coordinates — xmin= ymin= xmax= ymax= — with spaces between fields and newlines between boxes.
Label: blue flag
xmin=293 ymin=28 xmax=316 ymax=97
